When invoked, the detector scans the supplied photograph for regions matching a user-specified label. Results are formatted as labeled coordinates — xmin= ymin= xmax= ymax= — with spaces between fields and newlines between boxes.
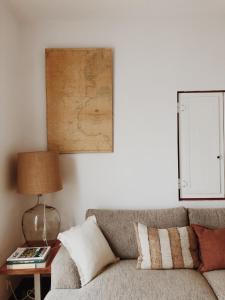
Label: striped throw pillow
xmin=134 ymin=223 xmax=199 ymax=269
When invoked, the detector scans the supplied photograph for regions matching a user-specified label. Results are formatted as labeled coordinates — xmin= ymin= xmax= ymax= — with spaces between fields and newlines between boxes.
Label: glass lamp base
xmin=22 ymin=203 xmax=60 ymax=246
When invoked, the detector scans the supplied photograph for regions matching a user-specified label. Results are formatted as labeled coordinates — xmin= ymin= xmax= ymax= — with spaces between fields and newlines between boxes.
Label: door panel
xmin=178 ymin=92 xmax=224 ymax=199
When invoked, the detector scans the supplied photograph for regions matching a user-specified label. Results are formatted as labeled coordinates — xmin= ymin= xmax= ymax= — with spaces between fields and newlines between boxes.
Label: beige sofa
xmin=45 ymin=207 xmax=225 ymax=300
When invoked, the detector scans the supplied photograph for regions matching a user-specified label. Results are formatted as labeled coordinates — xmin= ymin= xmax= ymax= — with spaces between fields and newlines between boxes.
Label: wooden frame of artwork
xmin=46 ymin=48 xmax=113 ymax=153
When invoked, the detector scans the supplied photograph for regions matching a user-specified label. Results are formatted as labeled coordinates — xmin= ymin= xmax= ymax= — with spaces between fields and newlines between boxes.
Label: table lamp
xmin=17 ymin=151 xmax=62 ymax=246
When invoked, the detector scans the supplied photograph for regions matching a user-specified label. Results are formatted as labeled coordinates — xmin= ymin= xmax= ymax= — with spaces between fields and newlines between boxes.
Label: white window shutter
xmin=178 ymin=92 xmax=224 ymax=199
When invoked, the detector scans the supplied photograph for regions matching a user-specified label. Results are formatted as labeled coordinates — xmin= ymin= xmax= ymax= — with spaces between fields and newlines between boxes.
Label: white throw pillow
xmin=58 ymin=215 xmax=118 ymax=286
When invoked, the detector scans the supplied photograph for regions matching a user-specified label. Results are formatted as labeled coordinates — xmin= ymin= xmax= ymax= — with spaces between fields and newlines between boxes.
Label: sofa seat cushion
xmin=45 ymin=260 xmax=216 ymax=300
xmin=204 ymin=270 xmax=225 ymax=299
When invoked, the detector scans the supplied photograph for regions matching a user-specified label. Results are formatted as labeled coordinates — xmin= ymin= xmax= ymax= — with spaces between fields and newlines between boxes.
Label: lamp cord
xmin=9 ymin=280 xmax=34 ymax=300
xmin=42 ymin=198 xmax=48 ymax=247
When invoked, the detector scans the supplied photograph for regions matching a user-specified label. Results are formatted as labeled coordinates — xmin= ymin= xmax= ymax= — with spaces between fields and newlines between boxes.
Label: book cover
xmin=7 ymin=246 xmax=51 ymax=262
xmin=7 ymin=261 xmax=47 ymax=270
xmin=7 ymin=258 xmax=46 ymax=265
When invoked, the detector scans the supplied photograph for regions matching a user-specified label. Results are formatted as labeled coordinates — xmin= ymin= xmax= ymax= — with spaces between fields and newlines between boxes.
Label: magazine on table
xmin=7 ymin=246 xmax=51 ymax=263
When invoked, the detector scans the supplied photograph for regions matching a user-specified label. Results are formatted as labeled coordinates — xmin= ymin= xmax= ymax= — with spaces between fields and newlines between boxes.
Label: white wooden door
xmin=178 ymin=92 xmax=224 ymax=199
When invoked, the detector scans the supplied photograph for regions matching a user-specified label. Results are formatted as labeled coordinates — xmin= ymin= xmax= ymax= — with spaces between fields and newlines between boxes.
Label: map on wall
xmin=46 ymin=48 xmax=113 ymax=153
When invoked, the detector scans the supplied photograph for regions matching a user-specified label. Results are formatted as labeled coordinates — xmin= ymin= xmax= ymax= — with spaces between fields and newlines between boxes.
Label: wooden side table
xmin=0 ymin=241 xmax=61 ymax=300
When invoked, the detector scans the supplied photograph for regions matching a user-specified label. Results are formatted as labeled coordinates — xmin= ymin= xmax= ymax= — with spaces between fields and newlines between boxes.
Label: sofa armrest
xmin=51 ymin=245 xmax=81 ymax=289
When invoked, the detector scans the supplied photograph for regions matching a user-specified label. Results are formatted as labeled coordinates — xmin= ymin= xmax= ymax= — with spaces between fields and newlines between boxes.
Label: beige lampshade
xmin=17 ymin=151 xmax=62 ymax=195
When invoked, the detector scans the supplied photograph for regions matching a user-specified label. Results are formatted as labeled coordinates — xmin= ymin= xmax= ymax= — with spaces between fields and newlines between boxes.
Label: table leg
xmin=34 ymin=274 xmax=41 ymax=300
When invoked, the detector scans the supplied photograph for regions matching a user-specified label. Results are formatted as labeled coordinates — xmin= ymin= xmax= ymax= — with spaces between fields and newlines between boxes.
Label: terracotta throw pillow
xmin=192 ymin=224 xmax=225 ymax=272
xmin=134 ymin=223 xmax=199 ymax=269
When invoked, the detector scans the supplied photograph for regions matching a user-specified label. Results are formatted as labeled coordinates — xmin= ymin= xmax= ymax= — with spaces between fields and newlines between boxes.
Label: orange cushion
xmin=192 ymin=224 xmax=225 ymax=272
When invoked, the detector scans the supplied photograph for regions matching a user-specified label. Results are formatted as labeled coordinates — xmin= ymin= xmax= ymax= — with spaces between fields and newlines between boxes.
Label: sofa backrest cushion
xmin=188 ymin=208 xmax=225 ymax=228
xmin=86 ymin=207 xmax=188 ymax=259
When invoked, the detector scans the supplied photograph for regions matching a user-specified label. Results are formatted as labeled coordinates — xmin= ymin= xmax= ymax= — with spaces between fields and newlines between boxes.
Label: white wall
xmin=19 ymin=14 xmax=225 ymax=228
xmin=0 ymin=2 xmax=23 ymax=298
xmin=0 ymin=1 xmax=39 ymax=298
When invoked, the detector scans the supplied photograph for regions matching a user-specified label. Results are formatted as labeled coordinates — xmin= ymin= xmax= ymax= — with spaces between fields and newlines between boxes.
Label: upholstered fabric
xmin=204 ymin=270 xmax=225 ymax=300
xmin=192 ymin=224 xmax=225 ymax=272
xmin=86 ymin=208 xmax=188 ymax=258
xmin=58 ymin=216 xmax=118 ymax=286
xmin=51 ymin=245 xmax=81 ymax=289
xmin=188 ymin=208 xmax=225 ymax=228
xmin=134 ymin=224 xmax=199 ymax=269
xmin=46 ymin=260 xmax=216 ymax=300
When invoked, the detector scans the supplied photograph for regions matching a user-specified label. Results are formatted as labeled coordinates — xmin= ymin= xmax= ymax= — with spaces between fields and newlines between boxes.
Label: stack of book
xmin=6 ymin=246 xmax=51 ymax=270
